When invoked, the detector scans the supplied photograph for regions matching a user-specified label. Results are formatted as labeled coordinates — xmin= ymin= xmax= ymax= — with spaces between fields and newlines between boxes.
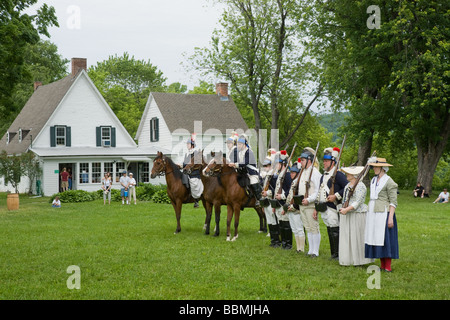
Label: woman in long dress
xmin=338 ymin=166 xmax=374 ymax=266
xmin=365 ymin=157 xmax=399 ymax=272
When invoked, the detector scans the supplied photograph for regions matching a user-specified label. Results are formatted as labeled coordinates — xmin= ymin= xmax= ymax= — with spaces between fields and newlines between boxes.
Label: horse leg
xmin=256 ymin=207 xmax=267 ymax=233
xmin=213 ymin=202 xmax=221 ymax=237
xmin=231 ymin=203 xmax=241 ymax=241
xmin=226 ymin=204 xmax=233 ymax=241
xmin=173 ymin=200 xmax=182 ymax=234
xmin=204 ymin=201 xmax=212 ymax=235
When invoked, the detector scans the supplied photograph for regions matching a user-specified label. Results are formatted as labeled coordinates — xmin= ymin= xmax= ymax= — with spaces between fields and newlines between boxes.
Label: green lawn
xmin=0 ymin=191 xmax=448 ymax=300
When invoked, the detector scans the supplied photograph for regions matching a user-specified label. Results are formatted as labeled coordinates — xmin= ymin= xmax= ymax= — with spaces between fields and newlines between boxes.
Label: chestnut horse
xmin=183 ymin=150 xmax=227 ymax=236
xmin=151 ymin=151 xmax=206 ymax=234
xmin=204 ymin=155 xmax=267 ymax=241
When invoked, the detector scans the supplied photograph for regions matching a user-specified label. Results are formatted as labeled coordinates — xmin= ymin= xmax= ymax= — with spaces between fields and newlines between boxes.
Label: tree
xmin=0 ymin=151 xmax=25 ymax=194
xmin=189 ymin=0 xmax=322 ymax=154
xmin=0 ymin=0 xmax=58 ymax=119
xmin=88 ymin=53 xmax=167 ymax=137
xmin=305 ymin=0 xmax=449 ymax=193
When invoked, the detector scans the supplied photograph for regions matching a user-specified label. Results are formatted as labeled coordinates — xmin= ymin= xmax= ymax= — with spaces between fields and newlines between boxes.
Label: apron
xmin=365 ymin=174 xmax=389 ymax=246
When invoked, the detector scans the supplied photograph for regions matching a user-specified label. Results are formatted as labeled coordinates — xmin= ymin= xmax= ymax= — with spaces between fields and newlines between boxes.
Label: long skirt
xmin=339 ymin=212 xmax=374 ymax=266
xmin=365 ymin=213 xmax=399 ymax=259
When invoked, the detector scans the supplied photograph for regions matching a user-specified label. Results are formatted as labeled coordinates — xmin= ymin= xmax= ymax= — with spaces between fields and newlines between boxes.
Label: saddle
xmin=181 ymin=171 xmax=190 ymax=190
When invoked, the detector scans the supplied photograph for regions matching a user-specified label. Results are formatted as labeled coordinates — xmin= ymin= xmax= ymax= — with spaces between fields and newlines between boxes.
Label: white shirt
xmin=439 ymin=192 xmax=449 ymax=201
xmin=129 ymin=177 xmax=136 ymax=188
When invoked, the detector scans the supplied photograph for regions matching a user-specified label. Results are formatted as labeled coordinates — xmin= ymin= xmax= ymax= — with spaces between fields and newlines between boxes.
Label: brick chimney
xmin=71 ymin=58 xmax=87 ymax=76
xmin=34 ymin=81 xmax=42 ymax=91
xmin=216 ymin=82 xmax=229 ymax=99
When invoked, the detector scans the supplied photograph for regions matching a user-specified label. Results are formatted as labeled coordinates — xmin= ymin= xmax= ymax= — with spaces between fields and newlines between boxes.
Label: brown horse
xmin=183 ymin=150 xmax=227 ymax=236
xmin=204 ymin=155 xmax=267 ymax=241
xmin=151 ymin=151 xmax=205 ymax=234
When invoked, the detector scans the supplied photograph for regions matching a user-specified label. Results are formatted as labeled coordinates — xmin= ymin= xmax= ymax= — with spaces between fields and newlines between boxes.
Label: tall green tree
xmin=306 ymin=0 xmax=449 ymax=192
xmin=0 ymin=0 xmax=58 ymax=118
xmin=0 ymin=40 xmax=69 ymax=137
xmin=88 ymin=53 xmax=167 ymax=137
xmin=190 ymin=0 xmax=323 ymax=154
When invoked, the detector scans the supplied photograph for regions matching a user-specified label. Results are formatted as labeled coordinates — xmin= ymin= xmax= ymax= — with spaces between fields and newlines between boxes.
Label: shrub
xmin=151 ymin=189 xmax=171 ymax=204
xmin=50 ymin=190 xmax=100 ymax=203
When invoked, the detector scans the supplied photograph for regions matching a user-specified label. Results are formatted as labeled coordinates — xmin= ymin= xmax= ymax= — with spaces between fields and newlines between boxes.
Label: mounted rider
xmin=228 ymin=134 xmax=263 ymax=207
xmin=182 ymin=134 xmax=204 ymax=208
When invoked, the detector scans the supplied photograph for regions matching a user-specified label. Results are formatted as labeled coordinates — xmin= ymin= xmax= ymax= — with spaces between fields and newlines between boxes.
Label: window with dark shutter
xmin=150 ymin=117 xmax=159 ymax=142
xmin=97 ymin=126 xmax=116 ymax=147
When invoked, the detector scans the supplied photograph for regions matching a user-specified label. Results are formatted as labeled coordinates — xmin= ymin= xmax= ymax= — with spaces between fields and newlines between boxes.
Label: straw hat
xmin=341 ymin=166 xmax=364 ymax=176
xmin=368 ymin=157 xmax=393 ymax=167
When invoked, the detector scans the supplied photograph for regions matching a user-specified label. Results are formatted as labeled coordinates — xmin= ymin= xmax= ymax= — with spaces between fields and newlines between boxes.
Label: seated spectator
xmin=433 ymin=188 xmax=449 ymax=203
xmin=413 ymin=183 xmax=425 ymax=198
xmin=52 ymin=196 xmax=61 ymax=208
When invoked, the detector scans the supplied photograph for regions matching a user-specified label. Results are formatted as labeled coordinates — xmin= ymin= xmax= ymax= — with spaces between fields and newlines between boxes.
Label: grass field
xmin=0 ymin=191 xmax=448 ymax=300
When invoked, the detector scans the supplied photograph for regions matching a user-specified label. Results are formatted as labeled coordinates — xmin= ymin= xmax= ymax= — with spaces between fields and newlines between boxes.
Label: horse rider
xmin=314 ymin=147 xmax=349 ymax=260
xmin=225 ymin=131 xmax=239 ymax=163
xmin=228 ymin=134 xmax=263 ymax=207
xmin=182 ymin=134 xmax=204 ymax=208
xmin=297 ymin=147 xmax=321 ymax=257
xmin=272 ymin=150 xmax=293 ymax=249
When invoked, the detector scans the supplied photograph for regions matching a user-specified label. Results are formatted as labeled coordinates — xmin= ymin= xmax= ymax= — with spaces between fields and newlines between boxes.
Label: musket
xmin=329 ymin=134 xmax=347 ymax=196
xmin=342 ymin=150 xmax=376 ymax=208
xmin=263 ymin=144 xmax=289 ymax=192
xmin=276 ymin=142 xmax=297 ymax=196
xmin=304 ymin=141 xmax=320 ymax=200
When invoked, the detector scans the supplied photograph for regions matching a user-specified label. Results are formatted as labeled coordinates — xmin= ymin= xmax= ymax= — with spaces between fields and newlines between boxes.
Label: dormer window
xmin=18 ymin=129 xmax=22 ymax=143
xmin=6 ymin=132 xmax=9 ymax=144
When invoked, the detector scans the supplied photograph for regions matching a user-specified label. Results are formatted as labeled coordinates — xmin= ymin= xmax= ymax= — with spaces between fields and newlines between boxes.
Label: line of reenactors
xmin=259 ymin=142 xmax=348 ymax=260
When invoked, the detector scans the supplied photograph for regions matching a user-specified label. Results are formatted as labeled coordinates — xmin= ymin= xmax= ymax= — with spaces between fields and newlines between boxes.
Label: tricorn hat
xmin=324 ymin=147 xmax=340 ymax=162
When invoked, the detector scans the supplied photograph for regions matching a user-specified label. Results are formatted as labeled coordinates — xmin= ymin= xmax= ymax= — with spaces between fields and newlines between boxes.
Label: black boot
xmin=330 ymin=226 xmax=340 ymax=260
xmin=327 ymin=227 xmax=334 ymax=259
xmin=269 ymin=224 xmax=281 ymax=248
xmin=280 ymin=220 xmax=293 ymax=250
xmin=250 ymin=183 xmax=263 ymax=208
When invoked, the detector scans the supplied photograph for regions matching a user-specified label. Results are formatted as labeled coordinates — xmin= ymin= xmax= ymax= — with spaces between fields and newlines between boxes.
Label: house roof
xmin=0 ymin=75 xmax=75 ymax=155
xmin=149 ymin=92 xmax=249 ymax=134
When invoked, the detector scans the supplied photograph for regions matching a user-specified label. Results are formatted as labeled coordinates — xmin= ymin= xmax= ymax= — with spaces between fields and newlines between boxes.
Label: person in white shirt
xmin=433 ymin=188 xmax=449 ymax=203
xmin=119 ymin=170 xmax=130 ymax=205
xmin=52 ymin=196 xmax=61 ymax=208
xmin=128 ymin=172 xmax=137 ymax=205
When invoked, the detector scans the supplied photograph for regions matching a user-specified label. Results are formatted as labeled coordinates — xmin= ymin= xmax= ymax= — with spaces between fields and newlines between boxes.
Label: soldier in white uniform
xmin=297 ymin=147 xmax=322 ymax=257
xmin=314 ymin=147 xmax=348 ymax=260
xmin=271 ymin=150 xmax=293 ymax=249
xmin=261 ymin=152 xmax=281 ymax=247
xmin=286 ymin=160 xmax=306 ymax=253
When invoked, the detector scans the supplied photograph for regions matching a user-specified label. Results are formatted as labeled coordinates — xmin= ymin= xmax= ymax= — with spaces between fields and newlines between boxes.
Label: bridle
xmin=153 ymin=157 xmax=173 ymax=177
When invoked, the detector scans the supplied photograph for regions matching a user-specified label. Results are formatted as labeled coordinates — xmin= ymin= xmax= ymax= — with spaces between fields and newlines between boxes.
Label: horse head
xmin=204 ymin=151 xmax=226 ymax=177
xmin=182 ymin=149 xmax=204 ymax=175
xmin=151 ymin=151 xmax=166 ymax=178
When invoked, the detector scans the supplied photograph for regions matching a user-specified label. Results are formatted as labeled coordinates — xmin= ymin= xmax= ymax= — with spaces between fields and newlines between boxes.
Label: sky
xmin=32 ymin=0 xmax=225 ymax=90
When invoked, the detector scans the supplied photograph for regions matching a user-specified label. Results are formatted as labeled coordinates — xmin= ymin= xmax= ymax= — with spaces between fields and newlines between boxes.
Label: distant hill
xmin=317 ymin=112 xmax=348 ymax=142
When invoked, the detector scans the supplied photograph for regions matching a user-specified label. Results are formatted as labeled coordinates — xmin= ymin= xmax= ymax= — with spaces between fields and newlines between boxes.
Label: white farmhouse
xmin=0 ymin=58 xmax=159 ymax=196
xmin=135 ymin=83 xmax=249 ymax=165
